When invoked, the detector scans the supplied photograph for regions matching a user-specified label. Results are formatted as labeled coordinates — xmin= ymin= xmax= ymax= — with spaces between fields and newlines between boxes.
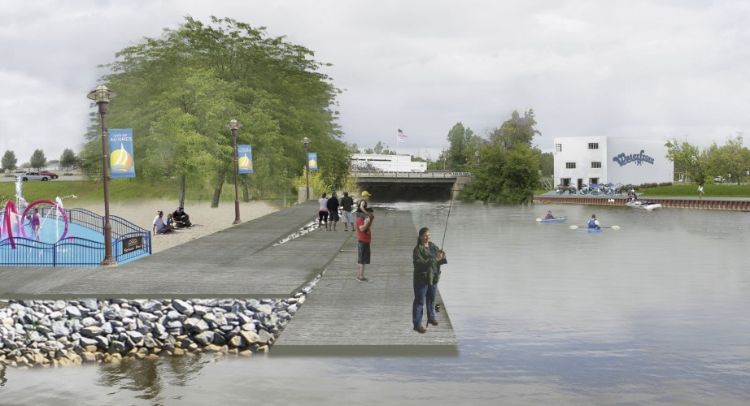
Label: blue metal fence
xmin=0 ymin=208 xmax=151 ymax=267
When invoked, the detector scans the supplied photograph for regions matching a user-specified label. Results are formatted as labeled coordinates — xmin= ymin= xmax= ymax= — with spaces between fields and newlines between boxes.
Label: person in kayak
xmin=544 ymin=210 xmax=555 ymax=220
xmin=587 ymin=214 xmax=601 ymax=230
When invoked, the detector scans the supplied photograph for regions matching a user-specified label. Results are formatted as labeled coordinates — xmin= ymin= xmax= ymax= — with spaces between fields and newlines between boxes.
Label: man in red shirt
xmin=356 ymin=207 xmax=374 ymax=281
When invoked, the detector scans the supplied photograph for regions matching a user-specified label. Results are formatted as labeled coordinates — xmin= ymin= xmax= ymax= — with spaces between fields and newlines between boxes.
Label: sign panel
xmin=238 ymin=144 xmax=253 ymax=174
xmin=122 ymin=236 xmax=144 ymax=254
xmin=109 ymin=128 xmax=136 ymax=178
xmin=308 ymin=152 xmax=318 ymax=172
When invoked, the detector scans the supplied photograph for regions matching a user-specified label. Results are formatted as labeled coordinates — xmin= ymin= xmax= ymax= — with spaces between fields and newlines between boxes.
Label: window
xmin=591 ymin=161 xmax=601 ymax=168
xmin=555 ymin=144 xmax=562 ymax=152
xmin=565 ymin=162 xmax=576 ymax=169
xmin=588 ymin=143 xmax=599 ymax=150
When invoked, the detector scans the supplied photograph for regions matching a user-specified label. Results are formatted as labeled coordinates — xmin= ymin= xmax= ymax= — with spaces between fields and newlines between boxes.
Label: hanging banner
xmin=238 ymin=144 xmax=254 ymax=174
xmin=109 ymin=128 xmax=136 ymax=179
xmin=308 ymin=152 xmax=318 ymax=172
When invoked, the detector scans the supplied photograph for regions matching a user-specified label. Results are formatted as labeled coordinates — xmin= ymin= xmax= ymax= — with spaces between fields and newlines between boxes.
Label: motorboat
xmin=625 ymin=199 xmax=662 ymax=211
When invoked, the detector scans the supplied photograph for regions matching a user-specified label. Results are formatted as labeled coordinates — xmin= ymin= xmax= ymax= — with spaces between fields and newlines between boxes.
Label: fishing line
xmin=440 ymin=186 xmax=455 ymax=248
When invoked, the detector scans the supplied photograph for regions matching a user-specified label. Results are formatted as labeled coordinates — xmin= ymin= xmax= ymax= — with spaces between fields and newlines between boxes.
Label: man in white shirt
xmin=153 ymin=211 xmax=173 ymax=234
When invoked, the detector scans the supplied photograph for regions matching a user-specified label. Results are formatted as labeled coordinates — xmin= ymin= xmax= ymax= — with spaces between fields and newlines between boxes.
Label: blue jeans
xmin=413 ymin=281 xmax=437 ymax=328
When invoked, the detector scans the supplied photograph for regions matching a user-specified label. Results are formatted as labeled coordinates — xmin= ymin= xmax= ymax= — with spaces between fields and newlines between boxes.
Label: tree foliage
xmin=81 ymin=16 xmax=347 ymax=204
xmin=461 ymin=110 xmax=541 ymax=204
xmin=1 ymin=150 xmax=17 ymax=171
xmin=665 ymin=137 xmax=750 ymax=185
xmin=706 ymin=136 xmax=750 ymax=185
xmin=30 ymin=149 xmax=47 ymax=170
xmin=59 ymin=148 xmax=78 ymax=169
xmin=363 ymin=141 xmax=395 ymax=155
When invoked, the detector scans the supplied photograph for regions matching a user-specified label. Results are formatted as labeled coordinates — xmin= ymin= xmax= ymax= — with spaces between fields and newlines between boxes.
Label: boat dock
xmin=534 ymin=195 xmax=750 ymax=211
xmin=0 ymin=201 xmax=458 ymax=355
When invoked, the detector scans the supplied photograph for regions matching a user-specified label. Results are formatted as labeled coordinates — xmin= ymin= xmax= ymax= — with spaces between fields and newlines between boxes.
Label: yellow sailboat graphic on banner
xmin=239 ymin=154 xmax=253 ymax=171
xmin=110 ymin=143 xmax=134 ymax=173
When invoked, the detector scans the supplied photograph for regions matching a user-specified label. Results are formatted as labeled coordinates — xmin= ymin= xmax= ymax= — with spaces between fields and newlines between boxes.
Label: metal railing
xmin=353 ymin=171 xmax=472 ymax=178
xmin=1 ymin=207 xmax=151 ymax=267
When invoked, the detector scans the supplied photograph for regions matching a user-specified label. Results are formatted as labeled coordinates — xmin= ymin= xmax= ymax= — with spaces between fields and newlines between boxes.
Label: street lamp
xmin=229 ymin=119 xmax=242 ymax=224
xmin=87 ymin=84 xmax=116 ymax=266
xmin=303 ymin=137 xmax=310 ymax=200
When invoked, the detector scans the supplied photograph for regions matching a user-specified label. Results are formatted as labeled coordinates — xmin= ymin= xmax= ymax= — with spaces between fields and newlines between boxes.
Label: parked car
xmin=39 ymin=170 xmax=59 ymax=179
xmin=21 ymin=172 xmax=51 ymax=181
xmin=713 ymin=176 xmax=724 ymax=183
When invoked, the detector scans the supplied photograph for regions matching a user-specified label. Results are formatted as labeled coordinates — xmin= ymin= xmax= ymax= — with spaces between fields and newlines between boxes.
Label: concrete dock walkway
xmin=0 ymin=202 xmax=347 ymax=298
xmin=0 ymin=201 xmax=458 ymax=355
xmin=273 ymin=210 xmax=458 ymax=356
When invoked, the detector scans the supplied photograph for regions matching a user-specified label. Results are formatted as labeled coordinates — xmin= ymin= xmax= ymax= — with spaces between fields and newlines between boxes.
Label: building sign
xmin=122 ymin=236 xmax=144 ymax=254
xmin=308 ymin=152 xmax=318 ymax=171
xmin=237 ymin=144 xmax=253 ymax=174
xmin=612 ymin=150 xmax=655 ymax=167
xmin=109 ymin=128 xmax=136 ymax=178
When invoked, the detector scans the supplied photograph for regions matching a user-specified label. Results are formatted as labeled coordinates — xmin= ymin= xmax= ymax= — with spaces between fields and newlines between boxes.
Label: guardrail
xmin=353 ymin=171 xmax=472 ymax=178
xmin=2 ymin=207 xmax=151 ymax=267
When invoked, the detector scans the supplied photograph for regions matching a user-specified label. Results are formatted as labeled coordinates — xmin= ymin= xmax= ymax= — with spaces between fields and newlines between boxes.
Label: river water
xmin=1 ymin=202 xmax=748 ymax=405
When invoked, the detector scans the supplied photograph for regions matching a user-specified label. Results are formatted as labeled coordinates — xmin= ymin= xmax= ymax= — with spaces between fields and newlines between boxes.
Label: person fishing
xmin=412 ymin=227 xmax=446 ymax=334
xmin=587 ymin=214 xmax=601 ymax=230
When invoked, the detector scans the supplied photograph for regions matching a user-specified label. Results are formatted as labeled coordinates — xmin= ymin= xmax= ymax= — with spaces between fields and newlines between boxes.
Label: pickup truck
xmin=21 ymin=172 xmax=52 ymax=181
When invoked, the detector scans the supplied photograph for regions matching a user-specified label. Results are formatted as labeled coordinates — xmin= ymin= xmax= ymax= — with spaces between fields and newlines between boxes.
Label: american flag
xmin=397 ymin=129 xmax=407 ymax=143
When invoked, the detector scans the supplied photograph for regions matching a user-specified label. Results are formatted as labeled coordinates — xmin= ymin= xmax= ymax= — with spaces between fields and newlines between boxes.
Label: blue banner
xmin=109 ymin=128 xmax=135 ymax=179
xmin=308 ymin=152 xmax=318 ymax=172
xmin=238 ymin=144 xmax=253 ymax=174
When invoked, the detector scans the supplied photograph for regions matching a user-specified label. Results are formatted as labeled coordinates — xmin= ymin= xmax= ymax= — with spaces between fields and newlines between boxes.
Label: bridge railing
xmin=352 ymin=171 xmax=471 ymax=178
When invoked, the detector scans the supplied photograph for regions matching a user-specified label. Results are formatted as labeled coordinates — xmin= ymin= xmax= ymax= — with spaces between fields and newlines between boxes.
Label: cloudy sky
xmin=1 ymin=0 xmax=749 ymax=164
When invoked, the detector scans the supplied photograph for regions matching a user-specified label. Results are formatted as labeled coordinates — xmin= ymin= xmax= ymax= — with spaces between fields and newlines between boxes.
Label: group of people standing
xmin=317 ymin=191 xmax=368 ymax=232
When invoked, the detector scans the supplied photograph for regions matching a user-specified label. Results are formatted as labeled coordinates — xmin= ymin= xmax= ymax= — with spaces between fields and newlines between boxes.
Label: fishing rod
xmin=440 ymin=186 xmax=456 ymax=249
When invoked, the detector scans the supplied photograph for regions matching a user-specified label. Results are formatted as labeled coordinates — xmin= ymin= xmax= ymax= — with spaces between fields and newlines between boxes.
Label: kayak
xmin=537 ymin=216 xmax=566 ymax=223
xmin=587 ymin=227 xmax=603 ymax=233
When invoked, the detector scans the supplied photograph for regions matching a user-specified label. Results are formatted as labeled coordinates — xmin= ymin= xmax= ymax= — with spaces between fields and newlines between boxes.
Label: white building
xmin=351 ymin=153 xmax=426 ymax=172
xmin=553 ymin=136 xmax=673 ymax=189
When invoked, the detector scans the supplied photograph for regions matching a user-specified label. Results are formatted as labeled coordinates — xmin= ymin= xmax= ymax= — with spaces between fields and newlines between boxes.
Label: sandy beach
xmin=69 ymin=199 xmax=280 ymax=253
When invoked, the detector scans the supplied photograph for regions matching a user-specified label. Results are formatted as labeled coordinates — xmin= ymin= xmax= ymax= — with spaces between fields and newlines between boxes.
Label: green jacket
xmin=413 ymin=242 xmax=442 ymax=285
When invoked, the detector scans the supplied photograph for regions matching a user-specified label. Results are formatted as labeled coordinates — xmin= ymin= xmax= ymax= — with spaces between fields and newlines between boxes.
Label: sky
xmin=1 ymin=0 xmax=749 ymax=165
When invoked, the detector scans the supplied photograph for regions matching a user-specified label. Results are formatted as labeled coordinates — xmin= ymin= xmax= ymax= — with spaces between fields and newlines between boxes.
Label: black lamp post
xmin=229 ymin=119 xmax=241 ymax=224
xmin=303 ymin=137 xmax=310 ymax=200
xmin=87 ymin=84 xmax=116 ymax=266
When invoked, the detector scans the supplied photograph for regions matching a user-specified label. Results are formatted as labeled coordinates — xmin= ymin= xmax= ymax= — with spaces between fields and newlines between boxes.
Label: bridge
xmin=351 ymin=171 xmax=472 ymax=201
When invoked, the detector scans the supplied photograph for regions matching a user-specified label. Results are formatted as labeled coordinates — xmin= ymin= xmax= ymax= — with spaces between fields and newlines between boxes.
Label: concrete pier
xmin=0 ymin=201 xmax=458 ymax=354
xmin=273 ymin=210 xmax=458 ymax=356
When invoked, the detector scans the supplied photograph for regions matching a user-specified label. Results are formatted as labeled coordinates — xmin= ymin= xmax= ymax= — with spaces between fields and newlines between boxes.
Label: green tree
xmin=83 ymin=16 xmax=345 ymax=206
xmin=539 ymin=151 xmax=553 ymax=177
xmin=665 ymin=139 xmax=707 ymax=184
xmin=706 ymin=136 xmax=750 ymax=185
xmin=60 ymin=148 xmax=78 ymax=170
xmin=1 ymin=150 xmax=17 ymax=172
xmin=29 ymin=149 xmax=47 ymax=170
xmin=363 ymin=141 xmax=395 ymax=155
xmin=489 ymin=109 xmax=540 ymax=149
xmin=461 ymin=110 xmax=541 ymax=203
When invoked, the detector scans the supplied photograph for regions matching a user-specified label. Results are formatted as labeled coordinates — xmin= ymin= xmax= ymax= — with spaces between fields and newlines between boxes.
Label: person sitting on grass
xmin=172 ymin=207 xmax=192 ymax=228
xmin=153 ymin=210 xmax=174 ymax=234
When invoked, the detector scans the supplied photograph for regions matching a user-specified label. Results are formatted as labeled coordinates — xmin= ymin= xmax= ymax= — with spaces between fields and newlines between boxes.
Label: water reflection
xmin=97 ymin=355 xmax=210 ymax=402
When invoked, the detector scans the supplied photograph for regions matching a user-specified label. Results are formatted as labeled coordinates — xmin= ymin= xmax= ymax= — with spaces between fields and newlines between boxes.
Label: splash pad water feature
xmin=0 ymin=177 xmax=151 ymax=266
